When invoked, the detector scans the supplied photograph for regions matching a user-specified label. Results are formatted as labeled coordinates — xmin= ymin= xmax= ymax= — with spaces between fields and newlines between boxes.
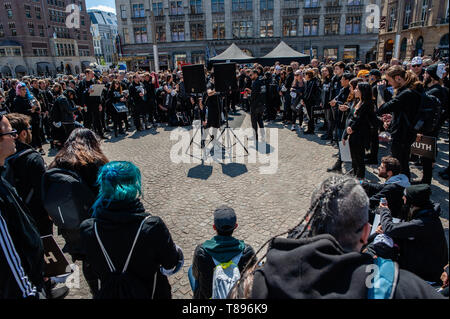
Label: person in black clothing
xmin=289 ymin=70 xmax=305 ymax=131
xmin=143 ymin=73 xmax=157 ymax=127
xmin=77 ymin=69 xmax=106 ymax=139
xmin=376 ymin=184 xmax=448 ymax=284
xmin=105 ymin=79 xmax=128 ymax=137
xmin=54 ymin=88 xmax=81 ymax=142
xmin=414 ymin=64 xmax=449 ymax=184
xmin=377 ymin=66 xmax=422 ymax=178
xmin=80 ymin=161 xmax=183 ymax=299
xmin=342 ymin=81 xmax=372 ymax=179
xmin=0 ymin=114 xmax=45 ymax=299
xmin=302 ymin=69 xmax=321 ymax=134
xmin=229 ymin=176 xmax=444 ymax=299
xmin=328 ymin=61 xmax=345 ymax=144
xmin=4 ymin=113 xmax=52 ymax=236
xmin=362 ymin=156 xmax=411 ymax=221
xmin=48 ymin=128 xmax=109 ymax=296
xmin=282 ymin=67 xmax=294 ymax=125
xmin=129 ymin=74 xmax=148 ymax=131
xmin=246 ymin=69 xmax=266 ymax=144
xmin=327 ymin=72 xmax=353 ymax=173
xmin=320 ymin=66 xmax=333 ymax=140
xmin=5 ymin=79 xmax=17 ymax=112
xmin=190 ymin=206 xmax=256 ymax=299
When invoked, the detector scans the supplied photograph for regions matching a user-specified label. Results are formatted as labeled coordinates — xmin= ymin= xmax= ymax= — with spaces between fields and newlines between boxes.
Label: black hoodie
xmin=250 ymin=234 xmax=443 ymax=299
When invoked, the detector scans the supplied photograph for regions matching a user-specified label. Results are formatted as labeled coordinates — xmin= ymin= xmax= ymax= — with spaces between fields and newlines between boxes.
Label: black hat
xmin=404 ymin=184 xmax=432 ymax=207
xmin=425 ymin=64 xmax=444 ymax=81
xmin=214 ymin=205 xmax=237 ymax=233
xmin=64 ymin=88 xmax=77 ymax=98
xmin=369 ymin=69 xmax=382 ymax=77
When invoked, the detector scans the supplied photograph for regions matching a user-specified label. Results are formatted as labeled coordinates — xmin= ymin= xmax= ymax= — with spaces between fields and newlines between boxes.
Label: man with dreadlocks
xmin=229 ymin=176 xmax=443 ymax=299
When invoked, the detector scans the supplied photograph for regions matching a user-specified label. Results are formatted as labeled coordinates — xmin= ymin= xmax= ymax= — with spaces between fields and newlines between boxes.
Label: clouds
xmin=88 ymin=5 xmax=116 ymax=14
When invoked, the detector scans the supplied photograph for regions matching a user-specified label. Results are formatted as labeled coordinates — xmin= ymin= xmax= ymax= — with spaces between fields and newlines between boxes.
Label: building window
xmin=399 ymin=37 xmax=407 ymax=60
xmin=388 ymin=6 xmax=396 ymax=31
xmin=343 ymin=46 xmax=358 ymax=62
xmin=232 ymin=0 xmax=252 ymax=11
xmin=156 ymin=25 xmax=166 ymax=42
xmin=283 ymin=19 xmax=297 ymax=37
xmin=120 ymin=5 xmax=127 ymax=18
xmin=132 ymin=3 xmax=145 ymax=18
xmin=347 ymin=0 xmax=361 ymax=5
xmin=5 ymin=3 xmax=13 ymax=19
xmin=260 ymin=20 xmax=273 ymax=37
xmin=190 ymin=23 xmax=204 ymax=40
xmin=324 ymin=47 xmax=338 ymax=60
xmin=28 ymin=22 xmax=35 ymax=36
xmin=171 ymin=24 xmax=185 ymax=41
xmin=0 ymin=25 xmax=4 ymax=38
xmin=346 ymin=16 xmax=361 ymax=34
xmin=25 ymin=5 xmax=32 ymax=18
xmin=421 ymin=0 xmax=429 ymax=22
xmin=305 ymin=0 xmax=319 ymax=7
xmin=134 ymin=27 xmax=147 ymax=43
xmin=304 ymin=18 xmax=319 ymax=36
xmin=170 ymin=1 xmax=184 ymax=15
xmin=212 ymin=22 xmax=225 ymax=39
xmin=212 ymin=0 xmax=224 ymax=13
xmin=38 ymin=25 xmax=45 ymax=37
xmin=233 ymin=21 xmax=253 ymax=38
xmin=8 ymin=22 xmax=16 ymax=36
xmin=190 ymin=0 xmax=203 ymax=14
xmin=403 ymin=1 xmax=411 ymax=29
xmin=192 ymin=52 xmax=205 ymax=64
xmin=260 ymin=0 xmax=273 ymax=10
xmin=305 ymin=47 xmax=318 ymax=58
xmin=35 ymin=7 xmax=41 ymax=19
xmin=152 ymin=2 xmax=164 ymax=16
xmin=326 ymin=0 xmax=340 ymax=6
xmin=324 ymin=16 xmax=340 ymax=35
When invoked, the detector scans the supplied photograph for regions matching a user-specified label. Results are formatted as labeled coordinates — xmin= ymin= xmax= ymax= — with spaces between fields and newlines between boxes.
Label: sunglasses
xmin=0 ymin=129 xmax=17 ymax=137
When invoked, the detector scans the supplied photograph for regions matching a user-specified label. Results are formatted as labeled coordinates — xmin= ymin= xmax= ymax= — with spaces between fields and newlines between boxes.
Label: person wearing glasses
xmin=411 ymin=56 xmax=424 ymax=82
xmin=0 ymin=113 xmax=45 ymax=299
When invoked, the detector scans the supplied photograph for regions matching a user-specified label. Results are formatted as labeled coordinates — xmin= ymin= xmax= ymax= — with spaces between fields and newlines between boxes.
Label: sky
xmin=85 ymin=0 xmax=116 ymax=14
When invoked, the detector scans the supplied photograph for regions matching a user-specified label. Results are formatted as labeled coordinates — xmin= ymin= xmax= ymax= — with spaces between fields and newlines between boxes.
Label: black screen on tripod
xmin=213 ymin=63 xmax=237 ymax=92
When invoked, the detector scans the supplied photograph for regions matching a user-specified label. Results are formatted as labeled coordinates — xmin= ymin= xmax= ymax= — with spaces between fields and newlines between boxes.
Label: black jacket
xmin=54 ymin=95 xmax=78 ymax=123
xmin=425 ymin=84 xmax=449 ymax=136
xmin=362 ymin=174 xmax=410 ymax=219
xmin=248 ymin=234 xmax=443 ymax=299
xmin=380 ymin=204 xmax=448 ymax=283
xmin=342 ymin=101 xmax=372 ymax=148
xmin=5 ymin=142 xmax=51 ymax=235
xmin=80 ymin=199 xmax=181 ymax=299
xmin=377 ymin=86 xmax=422 ymax=144
xmin=303 ymin=78 xmax=321 ymax=106
xmin=334 ymin=86 xmax=351 ymax=129
xmin=250 ymin=76 xmax=266 ymax=113
xmin=192 ymin=237 xmax=256 ymax=299
xmin=0 ymin=167 xmax=44 ymax=298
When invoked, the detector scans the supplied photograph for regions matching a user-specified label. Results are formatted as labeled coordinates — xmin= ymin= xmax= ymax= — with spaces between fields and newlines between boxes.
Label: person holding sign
xmin=105 ymin=80 xmax=128 ymax=137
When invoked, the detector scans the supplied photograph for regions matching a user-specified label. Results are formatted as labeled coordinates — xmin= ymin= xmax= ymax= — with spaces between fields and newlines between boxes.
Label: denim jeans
xmin=188 ymin=265 xmax=198 ymax=293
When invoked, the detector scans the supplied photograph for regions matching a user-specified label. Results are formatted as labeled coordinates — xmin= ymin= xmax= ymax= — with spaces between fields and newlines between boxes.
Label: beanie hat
xmin=404 ymin=184 xmax=432 ymax=207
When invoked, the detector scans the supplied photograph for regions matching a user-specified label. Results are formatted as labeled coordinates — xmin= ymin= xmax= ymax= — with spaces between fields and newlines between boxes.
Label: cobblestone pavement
xmin=43 ymin=108 xmax=449 ymax=299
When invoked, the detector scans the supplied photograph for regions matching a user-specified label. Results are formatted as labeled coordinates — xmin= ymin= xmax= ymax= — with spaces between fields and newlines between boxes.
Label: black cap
xmin=425 ymin=64 xmax=440 ymax=81
xmin=214 ymin=205 xmax=237 ymax=233
xmin=404 ymin=184 xmax=432 ymax=207
xmin=369 ymin=69 xmax=382 ymax=77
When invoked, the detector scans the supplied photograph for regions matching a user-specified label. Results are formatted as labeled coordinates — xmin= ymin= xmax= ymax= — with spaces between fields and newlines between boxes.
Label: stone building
xmin=0 ymin=0 xmax=95 ymax=78
xmin=88 ymin=9 xmax=119 ymax=66
xmin=115 ymin=0 xmax=381 ymax=70
xmin=377 ymin=0 xmax=449 ymax=63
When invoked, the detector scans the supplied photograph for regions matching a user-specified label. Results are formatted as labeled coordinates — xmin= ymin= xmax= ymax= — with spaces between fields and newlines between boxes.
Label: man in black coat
xmin=4 ymin=113 xmax=52 ymax=236
xmin=377 ymin=184 xmax=448 ymax=284
xmin=362 ymin=155 xmax=410 ymax=221
xmin=246 ymin=69 xmax=266 ymax=144
xmin=0 ymin=114 xmax=44 ymax=299
xmin=190 ymin=206 xmax=256 ymax=299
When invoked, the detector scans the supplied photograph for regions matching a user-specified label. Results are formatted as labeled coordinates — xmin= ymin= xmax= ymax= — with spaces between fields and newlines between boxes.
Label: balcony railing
xmin=303 ymin=6 xmax=320 ymax=14
xmin=438 ymin=17 xmax=449 ymax=24
xmin=282 ymin=1 xmax=299 ymax=9
xmin=282 ymin=8 xmax=299 ymax=16
xmin=326 ymin=5 xmax=342 ymax=14
xmin=154 ymin=15 xmax=165 ymax=22
xmin=188 ymin=13 xmax=204 ymax=21
xmin=410 ymin=20 xmax=424 ymax=28
xmin=347 ymin=4 xmax=364 ymax=13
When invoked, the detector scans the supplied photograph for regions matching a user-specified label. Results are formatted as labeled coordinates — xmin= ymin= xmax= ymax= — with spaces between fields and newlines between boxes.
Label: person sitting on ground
xmin=80 ymin=161 xmax=183 ymax=299
xmin=229 ymin=176 xmax=444 ymax=299
xmin=190 ymin=205 xmax=256 ymax=299
xmin=361 ymin=156 xmax=410 ymax=221
xmin=376 ymin=184 xmax=448 ymax=285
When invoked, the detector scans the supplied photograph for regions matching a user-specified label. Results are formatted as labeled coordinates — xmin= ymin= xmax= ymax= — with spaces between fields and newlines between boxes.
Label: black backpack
xmin=94 ymin=216 xmax=156 ymax=299
xmin=3 ymin=149 xmax=37 ymax=205
xmin=41 ymin=168 xmax=96 ymax=258
xmin=413 ymin=91 xmax=442 ymax=134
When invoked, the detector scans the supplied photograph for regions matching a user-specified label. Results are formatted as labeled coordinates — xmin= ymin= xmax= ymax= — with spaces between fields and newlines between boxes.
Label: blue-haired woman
xmin=80 ymin=161 xmax=183 ymax=299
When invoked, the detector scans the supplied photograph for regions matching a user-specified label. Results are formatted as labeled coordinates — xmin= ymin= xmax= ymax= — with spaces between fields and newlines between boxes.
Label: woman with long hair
xmin=80 ymin=161 xmax=183 ymax=299
xmin=302 ymin=69 xmax=321 ymax=134
xmin=289 ymin=70 xmax=305 ymax=131
xmin=342 ymin=81 xmax=372 ymax=179
xmin=320 ymin=65 xmax=334 ymax=140
xmin=106 ymin=79 xmax=127 ymax=137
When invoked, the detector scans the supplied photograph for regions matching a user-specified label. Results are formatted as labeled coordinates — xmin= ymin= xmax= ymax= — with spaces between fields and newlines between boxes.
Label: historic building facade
xmin=0 ymin=0 xmax=95 ymax=77
xmin=377 ymin=0 xmax=449 ymax=63
xmin=116 ymin=0 xmax=380 ymax=70
xmin=88 ymin=9 xmax=119 ymax=66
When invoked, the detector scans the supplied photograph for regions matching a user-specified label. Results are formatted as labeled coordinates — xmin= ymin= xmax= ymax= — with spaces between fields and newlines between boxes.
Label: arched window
xmin=415 ymin=36 xmax=424 ymax=56
xmin=400 ymin=38 xmax=407 ymax=60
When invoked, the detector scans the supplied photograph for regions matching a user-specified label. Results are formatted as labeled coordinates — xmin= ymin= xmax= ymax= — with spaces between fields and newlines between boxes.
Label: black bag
xmin=95 ymin=216 xmax=156 ymax=299
xmin=413 ymin=92 xmax=442 ymax=134
xmin=41 ymin=168 xmax=95 ymax=258
xmin=3 ymin=149 xmax=36 ymax=205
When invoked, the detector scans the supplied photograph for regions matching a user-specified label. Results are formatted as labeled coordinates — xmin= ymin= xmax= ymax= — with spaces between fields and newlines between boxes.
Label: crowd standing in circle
xmin=0 ymin=55 xmax=449 ymax=299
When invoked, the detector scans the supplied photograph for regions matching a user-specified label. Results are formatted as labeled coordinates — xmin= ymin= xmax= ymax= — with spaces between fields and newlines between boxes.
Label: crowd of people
xmin=0 ymin=54 xmax=449 ymax=299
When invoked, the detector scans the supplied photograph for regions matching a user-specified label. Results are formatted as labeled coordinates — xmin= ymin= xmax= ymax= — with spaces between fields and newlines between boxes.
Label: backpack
xmin=3 ymin=149 xmax=37 ymax=205
xmin=367 ymin=257 xmax=399 ymax=299
xmin=211 ymin=252 xmax=242 ymax=299
xmin=95 ymin=216 xmax=156 ymax=299
xmin=412 ymin=91 xmax=442 ymax=134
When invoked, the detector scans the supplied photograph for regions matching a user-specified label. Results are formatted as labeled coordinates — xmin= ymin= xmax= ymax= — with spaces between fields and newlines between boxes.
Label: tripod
xmin=216 ymin=89 xmax=249 ymax=155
